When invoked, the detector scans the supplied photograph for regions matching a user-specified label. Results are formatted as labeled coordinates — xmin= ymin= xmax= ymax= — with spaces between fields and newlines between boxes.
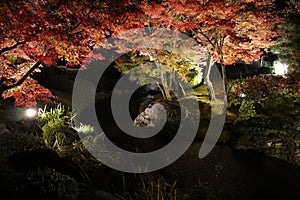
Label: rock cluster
xmin=134 ymin=103 xmax=166 ymax=127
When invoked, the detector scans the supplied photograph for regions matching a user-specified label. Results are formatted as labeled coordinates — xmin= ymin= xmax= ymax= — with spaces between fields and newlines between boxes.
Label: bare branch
xmin=197 ymin=29 xmax=215 ymax=48
xmin=0 ymin=41 xmax=25 ymax=54
xmin=0 ymin=61 xmax=42 ymax=93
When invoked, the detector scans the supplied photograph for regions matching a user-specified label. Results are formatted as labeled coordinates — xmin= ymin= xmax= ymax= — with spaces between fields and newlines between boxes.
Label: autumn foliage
xmin=0 ymin=0 xmax=285 ymax=106
xmin=137 ymin=0 xmax=284 ymax=102
xmin=0 ymin=0 xmax=144 ymax=106
xmin=140 ymin=0 xmax=284 ymax=65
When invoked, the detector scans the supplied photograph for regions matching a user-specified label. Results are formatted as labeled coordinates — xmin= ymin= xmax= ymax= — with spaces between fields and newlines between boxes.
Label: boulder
xmin=134 ymin=103 xmax=167 ymax=127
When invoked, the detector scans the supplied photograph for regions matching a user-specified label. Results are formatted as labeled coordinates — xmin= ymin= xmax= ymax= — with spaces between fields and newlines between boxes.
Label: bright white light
xmin=139 ymin=51 xmax=154 ymax=61
xmin=239 ymin=93 xmax=246 ymax=98
xmin=25 ymin=108 xmax=37 ymax=118
xmin=273 ymin=61 xmax=288 ymax=75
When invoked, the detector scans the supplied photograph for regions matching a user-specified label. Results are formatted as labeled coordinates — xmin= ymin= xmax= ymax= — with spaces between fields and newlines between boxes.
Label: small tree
xmin=114 ymin=28 xmax=206 ymax=101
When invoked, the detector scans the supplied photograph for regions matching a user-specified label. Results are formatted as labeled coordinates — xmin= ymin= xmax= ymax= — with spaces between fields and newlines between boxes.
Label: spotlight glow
xmin=25 ymin=108 xmax=37 ymax=118
xmin=239 ymin=93 xmax=246 ymax=98
xmin=273 ymin=61 xmax=288 ymax=75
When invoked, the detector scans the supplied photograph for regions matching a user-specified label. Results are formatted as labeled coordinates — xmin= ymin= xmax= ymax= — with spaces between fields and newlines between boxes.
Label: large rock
xmin=134 ymin=103 xmax=167 ymax=127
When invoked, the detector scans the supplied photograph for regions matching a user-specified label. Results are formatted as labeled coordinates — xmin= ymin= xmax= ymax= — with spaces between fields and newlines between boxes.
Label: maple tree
xmin=0 ymin=0 xmax=285 ymax=107
xmin=139 ymin=0 xmax=284 ymax=103
xmin=113 ymin=27 xmax=205 ymax=100
xmin=0 ymin=0 xmax=144 ymax=106
xmin=114 ymin=51 xmax=198 ymax=100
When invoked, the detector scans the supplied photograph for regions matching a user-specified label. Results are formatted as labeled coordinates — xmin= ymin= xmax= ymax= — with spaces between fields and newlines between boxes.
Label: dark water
xmin=165 ymin=142 xmax=300 ymax=199
xmin=92 ymin=94 xmax=300 ymax=199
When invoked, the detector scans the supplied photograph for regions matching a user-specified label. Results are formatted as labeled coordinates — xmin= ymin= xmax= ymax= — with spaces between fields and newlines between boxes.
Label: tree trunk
xmin=157 ymin=62 xmax=172 ymax=101
xmin=162 ymin=79 xmax=172 ymax=100
xmin=205 ymin=55 xmax=216 ymax=101
xmin=156 ymin=82 xmax=167 ymax=100
xmin=220 ymin=62 xmax=228 ymax=106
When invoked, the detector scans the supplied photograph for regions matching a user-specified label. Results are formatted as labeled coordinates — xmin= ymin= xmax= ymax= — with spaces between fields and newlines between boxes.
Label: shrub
xmin=80 ymin=133 xmax=121 ymax=165
xmin=0 ymin=132 xmax=46 ymax=163
xmin=227 ymin=73 xmax=300 ymax=119
xmin=37 ymin=104 xmax=78 ymax=150
xmin=227 ymin=72 xmax=300 ymax=164
xmin=232 ymin=115 xmax=300 ymax=164
xmin=14 ymin=168 xmax=78 ymax=200
xmin=0 ymin=164 xmax=78 ymax=200
xmin=72 ymin=123 xmax=95 ymax=138
xmin=0 ymin=163 xmax=22 ymax=199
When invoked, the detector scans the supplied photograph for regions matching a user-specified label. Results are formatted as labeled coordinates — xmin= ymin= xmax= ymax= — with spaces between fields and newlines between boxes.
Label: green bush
xmin=80 ymin=133 xmax=121 ymax=165
xmin=37 ymin=104 xmax=78 ymax=150
xmin=232 ymin=115 xmax=300 ymax=164
xmin=72 ymin=123 xmax=95 ymax=138
xmin=0 ymin=108 xmax=83 ymax=199
xmin=227 ymin=73 xmax=300 ymax=164
xmin=0 ymin=163 xmax=20 ymax=196
xmin=0 ymin=131 xmax=79 ymax=199
xmin=227 ymin=73 xmax=300 ymax=119
xmin=37 ymin=104 xmax=101 ymax=176
xmin=0 ymin=132 xmax=46 ymax=163
xmin=8 ymin=168 xmax=78 ymax=200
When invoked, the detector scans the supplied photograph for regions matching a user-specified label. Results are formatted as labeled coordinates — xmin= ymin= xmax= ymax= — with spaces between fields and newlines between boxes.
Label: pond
xmin=93 ymin=94 xmax=300 ymax=199
xmin=165 ymin=142 xmax=300 ymax=199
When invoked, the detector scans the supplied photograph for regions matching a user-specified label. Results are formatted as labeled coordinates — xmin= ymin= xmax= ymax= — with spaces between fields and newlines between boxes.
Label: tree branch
xmin=0 ymin=41 xmax=25 ymax=54
xmin=0 ymin=61 xmax=42 ymax=93
xmin=197 ymin=29 xmax=215 ymax=48
xmin=0 ymin=77 xmax=6 ymax=86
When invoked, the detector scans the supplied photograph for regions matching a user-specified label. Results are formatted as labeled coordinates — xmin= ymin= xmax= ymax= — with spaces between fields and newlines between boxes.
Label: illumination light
xmin=25 ymin=108 xmax=37 ymax=118
xmin=239 ymin=93 xmax=246 ymax=98
xmin=273 ymin=61 xmax=288 ymax=75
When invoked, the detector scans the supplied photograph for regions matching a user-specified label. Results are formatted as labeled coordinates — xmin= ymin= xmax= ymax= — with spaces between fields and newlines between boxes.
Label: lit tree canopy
xmin=0 ymin=0 xmax=285 ymax=106
xmin=140 ymin=0 xmax=283 ymax=65
xmin=137 ymin=0 xmax=284 ymax=102
xmin=113 ymin=27 xmax=208 ymax=100
xmin=0 ymin=0 xmax=144 ymax=106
